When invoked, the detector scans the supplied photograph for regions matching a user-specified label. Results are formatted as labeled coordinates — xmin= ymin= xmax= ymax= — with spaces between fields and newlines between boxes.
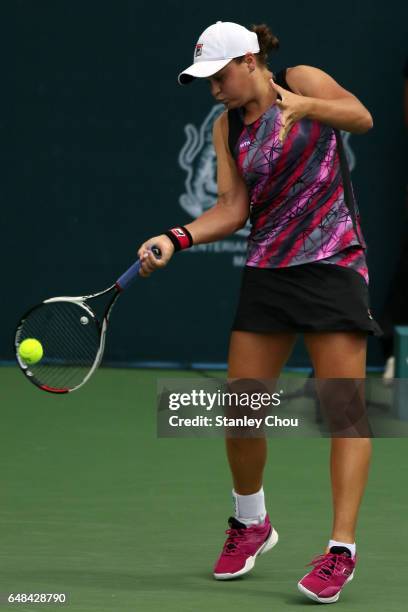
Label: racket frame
xmin=15 ymin=245 xmax=161 ymax=394
xmin=15 ymin=285 xmax=119 ymax=394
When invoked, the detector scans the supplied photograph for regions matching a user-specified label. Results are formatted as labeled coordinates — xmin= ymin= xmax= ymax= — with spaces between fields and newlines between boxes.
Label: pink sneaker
xmin=213 ymin=515 xmax=278 ymax=580
xmin=297 ymin=547 xmax=357 ymax=603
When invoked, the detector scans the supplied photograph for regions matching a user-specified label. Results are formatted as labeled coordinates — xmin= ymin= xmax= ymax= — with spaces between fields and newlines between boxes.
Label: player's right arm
xmin=138 ymin=111 xmax=250 ymax=277
xmin=183 ymin=112 xmax=250 ymax=242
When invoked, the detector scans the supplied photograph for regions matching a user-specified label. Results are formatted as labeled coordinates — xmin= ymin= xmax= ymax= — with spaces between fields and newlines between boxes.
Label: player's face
xmin=206 ymin=58 xmax=254 ymax=108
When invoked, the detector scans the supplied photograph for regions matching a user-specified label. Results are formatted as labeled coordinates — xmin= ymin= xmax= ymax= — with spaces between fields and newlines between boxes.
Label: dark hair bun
xmin=251 ymin=24 xmax=279 ymax=65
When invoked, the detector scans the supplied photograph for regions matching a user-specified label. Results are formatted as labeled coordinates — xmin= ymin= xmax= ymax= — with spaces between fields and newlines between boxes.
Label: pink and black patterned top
xmin=227 ymin=68 xmax=370 ymax=284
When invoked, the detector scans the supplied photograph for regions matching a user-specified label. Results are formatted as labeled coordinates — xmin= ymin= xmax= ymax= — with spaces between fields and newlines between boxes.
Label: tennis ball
xmin=18 ymin=338 xmax=44 ymax=365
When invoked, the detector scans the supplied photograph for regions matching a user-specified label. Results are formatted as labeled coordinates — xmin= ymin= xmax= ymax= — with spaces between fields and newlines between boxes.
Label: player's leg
xmin=298 ymin=331 xmax=369 ymax=603
xmin=226 ymin=330 xmax=297 ymax=494
xmin=304 ymin=330 xmax=370 ymax=548
xmin=213 ymin=330 xmax=296 ymax=580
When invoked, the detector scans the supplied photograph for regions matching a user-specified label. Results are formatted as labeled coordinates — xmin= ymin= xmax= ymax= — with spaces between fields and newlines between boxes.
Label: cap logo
xmin=195 ymin=43 xmax=203 ymax=57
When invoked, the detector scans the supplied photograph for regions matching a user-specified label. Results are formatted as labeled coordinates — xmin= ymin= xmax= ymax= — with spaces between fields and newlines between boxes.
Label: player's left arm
xmin=271 ymin=64 xmax=373 ymax=140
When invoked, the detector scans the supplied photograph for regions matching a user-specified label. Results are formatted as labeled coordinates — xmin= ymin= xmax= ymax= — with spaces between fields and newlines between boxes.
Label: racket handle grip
xmin=116 ymin=245 xmax=162 ymax=291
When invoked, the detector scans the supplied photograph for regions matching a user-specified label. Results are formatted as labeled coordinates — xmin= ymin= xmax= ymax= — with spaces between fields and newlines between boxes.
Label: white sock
xmin=232 ymin=487 xmax=266 ymax=526
xmin=328 ymin=539 xmax=356 ymax=558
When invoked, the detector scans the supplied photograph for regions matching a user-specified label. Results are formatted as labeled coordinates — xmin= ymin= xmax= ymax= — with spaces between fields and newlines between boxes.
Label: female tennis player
xmin=137 ymin=21 xmax=383 ymax=604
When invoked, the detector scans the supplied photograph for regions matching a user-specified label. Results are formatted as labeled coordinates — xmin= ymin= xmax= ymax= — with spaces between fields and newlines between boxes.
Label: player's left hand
xmin=269 ymin=78 xmax=310 ymax=144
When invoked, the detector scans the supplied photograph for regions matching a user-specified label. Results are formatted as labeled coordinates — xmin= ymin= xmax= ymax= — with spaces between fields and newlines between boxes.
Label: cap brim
xmin=178 ymin=59 xmax=231 ymax=85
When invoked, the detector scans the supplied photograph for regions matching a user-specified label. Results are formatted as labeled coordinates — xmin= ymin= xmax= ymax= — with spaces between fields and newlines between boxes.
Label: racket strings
xmin=46 ymin=305 xmax=97 ymax=363
xmin=28 ymin=303 xmax=98 ymax=363
xmin=17 ymin=301 xmax=101 ymax=391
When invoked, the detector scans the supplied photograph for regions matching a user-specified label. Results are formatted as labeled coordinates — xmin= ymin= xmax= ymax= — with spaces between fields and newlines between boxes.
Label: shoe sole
xmin=213 ymin=527 xmax=279 ymax=580
xmin=297 ymin=571 xmax=355 ymax=604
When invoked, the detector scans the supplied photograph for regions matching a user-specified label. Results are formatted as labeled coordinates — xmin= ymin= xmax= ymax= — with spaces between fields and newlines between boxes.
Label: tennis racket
xmin=14 ymin=246 xmax=162 ymax=394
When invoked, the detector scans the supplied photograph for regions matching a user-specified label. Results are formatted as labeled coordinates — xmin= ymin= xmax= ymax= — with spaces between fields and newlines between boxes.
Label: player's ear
xmin=244 ymin=53 xmax=256 ymax=73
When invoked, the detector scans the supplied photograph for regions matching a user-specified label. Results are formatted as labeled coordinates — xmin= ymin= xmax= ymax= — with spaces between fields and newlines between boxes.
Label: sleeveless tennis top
xmin=227 ymin=68 xmax=370 ymax=284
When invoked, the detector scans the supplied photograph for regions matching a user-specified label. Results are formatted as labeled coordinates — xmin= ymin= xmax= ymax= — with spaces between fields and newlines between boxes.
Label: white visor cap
xmin=178 ymin=21 xmax=260 ymax=85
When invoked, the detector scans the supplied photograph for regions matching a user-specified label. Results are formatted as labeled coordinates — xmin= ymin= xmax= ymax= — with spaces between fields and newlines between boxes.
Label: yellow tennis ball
xmin=18 ymin=338 xmax=44 ymax=365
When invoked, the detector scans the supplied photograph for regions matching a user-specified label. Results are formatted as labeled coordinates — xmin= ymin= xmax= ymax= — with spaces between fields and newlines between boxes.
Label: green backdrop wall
xmin=4 ymin=0 xmax=407 ymax=367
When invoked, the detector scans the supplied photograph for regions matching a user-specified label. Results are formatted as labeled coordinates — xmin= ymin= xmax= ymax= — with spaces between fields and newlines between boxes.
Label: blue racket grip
xmin=115 ymin=245 xmax=162 ymax=291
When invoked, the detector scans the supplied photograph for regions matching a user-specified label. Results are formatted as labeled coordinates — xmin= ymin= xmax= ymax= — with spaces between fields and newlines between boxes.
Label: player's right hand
xmin=137 ymin=234 xmax=175 ymax=277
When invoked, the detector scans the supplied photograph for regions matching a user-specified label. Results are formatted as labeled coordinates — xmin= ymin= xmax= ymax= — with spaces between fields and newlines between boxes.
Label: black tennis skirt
xmin=231 ymin=262 xmax=384 ymax=337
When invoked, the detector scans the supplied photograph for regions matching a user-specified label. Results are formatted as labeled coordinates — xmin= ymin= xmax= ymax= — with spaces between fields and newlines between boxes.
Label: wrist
xmin=303 ymin=96 xmax=318 ymax=120
xmin=164 ymin=226 xmax=193 ymax=252
xmin=160 ymin=235 xmax=176 ymax=254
